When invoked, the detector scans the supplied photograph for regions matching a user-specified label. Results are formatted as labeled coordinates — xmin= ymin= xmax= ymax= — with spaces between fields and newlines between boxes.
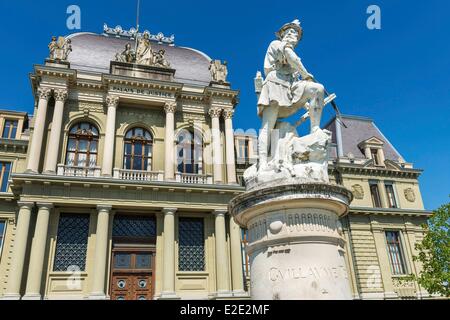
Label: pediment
xmin=357 ymin=136 xmax=384 ymax=149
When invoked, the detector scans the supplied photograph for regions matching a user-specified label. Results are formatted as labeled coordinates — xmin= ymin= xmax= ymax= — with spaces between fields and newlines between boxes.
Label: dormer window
xmin=358 ymin=137 xmax=386 ymax=167
xmin=2 ymin=119 xmax=18 ymax=139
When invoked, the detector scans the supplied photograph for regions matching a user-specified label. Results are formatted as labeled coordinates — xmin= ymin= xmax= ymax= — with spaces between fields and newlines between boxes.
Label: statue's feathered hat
xmin=275 ymin=19 xmax=303 ymax=40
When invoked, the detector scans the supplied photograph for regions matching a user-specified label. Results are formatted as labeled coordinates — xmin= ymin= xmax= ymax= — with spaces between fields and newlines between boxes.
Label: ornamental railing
xmin=175 ymin=172 xmax=213 ymax=184
xmin=57 ymin=164 xmax=101 ymax=177
xmin=113 ymin=168 xmax=164 ymax=182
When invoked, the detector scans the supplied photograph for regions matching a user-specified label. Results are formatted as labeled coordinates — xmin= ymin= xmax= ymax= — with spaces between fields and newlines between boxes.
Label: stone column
xmin=209 ymin=107 xmax=223 ymax=184
xmin=44 ymin=89 xmax=68 ymax=174
xmin=161 ymin=207 xmax=178 ymax=299
xmin=164 ymin=102 xmax=176 ymax=181
xmin=101 ymin=95 xmax=119 ymax=177
xmin=229 ymin=216 xmax=245 ymax=295
xmin=27 ymin=87 xmax=52 ymax=173
xmin=214 ymin=209 xmax=231 ymax=297
xmin=3 ymin=201 xmax=34 ymax=299
xmin=23 ymin=203 xmax=52 ymax=300
xmin=223 ymin=109 xmax=237 ymax=184
xmin=89 ymin=205 xmax=111 ymax=299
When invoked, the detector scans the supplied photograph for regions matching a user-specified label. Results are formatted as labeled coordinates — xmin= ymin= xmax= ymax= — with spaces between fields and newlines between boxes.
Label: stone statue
xmin=136 ymin=31 xmax=153 ymax=65
xmin=244 ymin=19 xmax=335 ymax=189
xmin=153 ymin=49 xmax=170 ymax=67
xmin=115 ymin=32 xmax=171 ymax=68
xmin=257 ymin=19 xmax=327 ymax=170
xmin=48 ymin=36 xmax=72 ymax=61
xmin=209 ymin=60 xmax=228 ymax=83
xmin=115 ymin=43 xmax=135 ymax=63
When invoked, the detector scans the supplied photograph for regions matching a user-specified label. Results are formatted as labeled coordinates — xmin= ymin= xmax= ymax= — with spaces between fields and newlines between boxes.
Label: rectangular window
xmin=241 ymin=228 xmax=250 ymax=290
xmin=371 ymin=148 xmax=380 ymax=165
xmin=385 ymin=231 xmax=407 ymax=275
xmin=0 ymin=220 xmax=6 ymax=261
xmin=0 ymin=162 xmax=11 ymax=193
xmin=2 ymin=120 xmax=18 ymax=139
xmin=370 ymin=182 xmax=382 ymax=208
xmin=178 ymin=217 xmax=205 ymax=271
xmin=385 ymin=183 xmax=398 ymax=208
xmin=53 ymin=214 xmax=90 ymax=271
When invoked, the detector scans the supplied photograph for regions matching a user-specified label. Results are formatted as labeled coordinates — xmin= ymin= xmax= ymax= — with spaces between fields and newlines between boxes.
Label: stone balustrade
xmin=113 ymin=168 xmax=164 ymax=181
xmin=175 ymin=172 xmax=213 ymax=184
xmin=57 ymin=164 xmax=101 ymax=177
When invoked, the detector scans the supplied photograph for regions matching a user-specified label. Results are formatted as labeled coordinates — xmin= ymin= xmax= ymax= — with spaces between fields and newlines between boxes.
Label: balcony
xmin=113 ymin=168 xmax=164 ymax=182
xmin=57 ymin=164 xmax=101 ymax=177
xmin=175 ymin=172 xmax=213 ymax=184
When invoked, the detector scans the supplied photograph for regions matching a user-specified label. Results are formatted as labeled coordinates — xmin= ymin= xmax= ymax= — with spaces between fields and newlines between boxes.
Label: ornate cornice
xmin=102 ymin=74 xmax=183 ymax=92
xmin=329 ymin=163 xmax=422 ymax=179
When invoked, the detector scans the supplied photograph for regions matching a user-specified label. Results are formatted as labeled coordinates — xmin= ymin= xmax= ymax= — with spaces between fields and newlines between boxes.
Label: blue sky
xmin=0 ymin=0 xmax=448 ymax=210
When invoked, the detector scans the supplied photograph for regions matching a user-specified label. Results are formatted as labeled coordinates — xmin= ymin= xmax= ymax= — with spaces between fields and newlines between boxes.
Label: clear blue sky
xmin=0 ymin=0 xmax=448 ymax=210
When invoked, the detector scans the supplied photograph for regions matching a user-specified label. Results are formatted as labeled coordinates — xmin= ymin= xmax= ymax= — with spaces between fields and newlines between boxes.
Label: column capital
xmin=164 ymin=101 xmax=177 ymax=114
xmin=213 ymin=209 xmax=227 ymax=217
xmin=36 ymin=202 xmax=53 ymax=210
xmin=208 ymin=106 xmax=222 ymax=118
xmin=105 ymin=95 xmax=119 ymax=108
xmin=17 ymin=201 xmax=34 ymax=210
xmin=97 ymin=204 xmax=112 ymax=212
xmin=162 ymin=207 xmax=178 ymax=215
xmin=37 ymin=87 xmax=52 ymax=100
xmin=222 ymin=108 xmax=234 ymax=119
xmin=54 ymin=88 xmax=68 ymax=102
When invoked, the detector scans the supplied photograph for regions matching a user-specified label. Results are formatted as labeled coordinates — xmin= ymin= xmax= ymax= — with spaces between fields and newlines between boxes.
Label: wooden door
xmin=110 ymin=248 xmax=155 ymax=300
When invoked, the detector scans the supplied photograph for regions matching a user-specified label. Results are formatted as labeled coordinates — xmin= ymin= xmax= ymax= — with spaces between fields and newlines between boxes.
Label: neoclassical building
xmin=0 ymin=25 xmax=433 ymax=300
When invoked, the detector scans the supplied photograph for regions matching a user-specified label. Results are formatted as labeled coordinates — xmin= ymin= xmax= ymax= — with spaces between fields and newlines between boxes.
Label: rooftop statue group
xmin=48 ymin=36 xmax=72 ymax=61
xmin=115 ymin=31 xmax=171 ymax=68
xmin=244 ymin=19 xmax=336 ymax=189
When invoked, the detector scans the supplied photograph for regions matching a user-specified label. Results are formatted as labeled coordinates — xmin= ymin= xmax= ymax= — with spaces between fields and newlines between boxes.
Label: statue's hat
xmin=275 ymin=19 xmax=303 ymax=40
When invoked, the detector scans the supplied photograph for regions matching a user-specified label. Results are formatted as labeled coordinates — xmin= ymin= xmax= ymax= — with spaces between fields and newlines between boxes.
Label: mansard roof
xmin=324 ymin=114 xmax=403 ymax=161
xmin=65 ymin=32 xmax=213 ymax=86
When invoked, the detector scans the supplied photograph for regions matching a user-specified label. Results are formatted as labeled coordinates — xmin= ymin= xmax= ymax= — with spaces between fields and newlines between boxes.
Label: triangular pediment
xmin=357 ymin=136 xmax=384 ymax=148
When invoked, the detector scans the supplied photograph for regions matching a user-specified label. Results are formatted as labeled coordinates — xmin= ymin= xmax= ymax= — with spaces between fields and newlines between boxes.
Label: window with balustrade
xmin=123 ymin=128 xmax=153 ymax=171
xmin=176 ymin=129 xmax=203 ymax=174
xmin=65 ymin=122 xmax=99 ymax=168
xmin=2 ymin=119 xmax=18 ymax=139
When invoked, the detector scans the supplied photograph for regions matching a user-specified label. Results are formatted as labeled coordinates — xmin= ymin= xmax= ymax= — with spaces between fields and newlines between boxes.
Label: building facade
xmin=0 ymin=26 xmax=433 ymax=300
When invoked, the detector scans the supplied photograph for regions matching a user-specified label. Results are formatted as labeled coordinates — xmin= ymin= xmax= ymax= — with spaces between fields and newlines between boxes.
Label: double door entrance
xmin=110 ymin=247 xmax=155 ymax=300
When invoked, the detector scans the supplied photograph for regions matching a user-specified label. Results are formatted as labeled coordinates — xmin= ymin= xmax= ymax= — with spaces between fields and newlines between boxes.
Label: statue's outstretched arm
xmin=284 ymin=46 xmax=312 ymax=79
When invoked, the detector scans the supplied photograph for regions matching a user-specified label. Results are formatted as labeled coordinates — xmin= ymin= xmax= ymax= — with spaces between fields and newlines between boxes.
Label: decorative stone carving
xmin=222 ymin=109 xmax=234 ymax=119
xmin=37 ymin=87 xmax=52 ymax=100
xmin=103 ymin=23 xmax=175 ymax=45
xmin=208 ymin=107 xmax=222 ymax=118
xmin=351 ymin=184 xmax=364 ymax=199
xmin=105 ymin=95 xmax=119 ymax=107
xmin=48 ymin=36 xmax=72 ymax=61
xmin=404 ymin=188 xmax=416 ymax=202
xmin=115 ymin=32 xmax=171 ymax=68
xmin=54 ymin=89 xmax=68 ymax=102
xmin=115 ymin=43 xmax=135 ymax=63
xmin=209 ymin=60 xmax=228 ymax=83
xmin=164 ymin=102 xmax=176 ymax=114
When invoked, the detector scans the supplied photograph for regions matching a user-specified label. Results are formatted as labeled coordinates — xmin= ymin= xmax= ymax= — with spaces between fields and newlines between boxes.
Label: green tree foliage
xmin=411 ymin=203 xmax=449 ymax=297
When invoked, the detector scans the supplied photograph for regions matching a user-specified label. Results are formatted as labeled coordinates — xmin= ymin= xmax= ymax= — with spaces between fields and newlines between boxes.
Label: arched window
xmin=65 ymin=122 xmax=99 ymax=167
xmin=177 ymin=128 xmax=203 ymax=174
xmin=123 ymin=127 xmax=153 ymax=171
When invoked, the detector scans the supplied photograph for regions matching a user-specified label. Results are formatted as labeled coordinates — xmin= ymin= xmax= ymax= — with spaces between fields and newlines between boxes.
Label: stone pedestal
xmin=229 ymin=183 xmax=353 ymax=300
